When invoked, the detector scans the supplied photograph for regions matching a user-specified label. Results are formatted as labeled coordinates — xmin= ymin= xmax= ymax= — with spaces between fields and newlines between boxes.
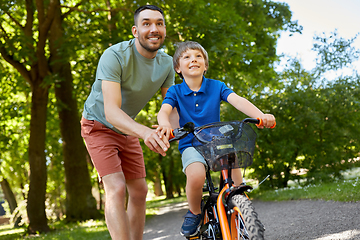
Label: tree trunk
xmin=0 ymin=178 xmax=17 ymax=213
xmin=0 ymin=177 xmax=21 ymax=227
xmin=175 ymin=184 xmax=182 ymax=197
xmin=27 ymin=82 xmax=50 ymax=233
xmin=161 ymin=155 xmax=174 ymax=199
xmin=154 ymin=174 xmax=164 ymax=196
xmin=49 ymin=0 xmax=100 ymax=221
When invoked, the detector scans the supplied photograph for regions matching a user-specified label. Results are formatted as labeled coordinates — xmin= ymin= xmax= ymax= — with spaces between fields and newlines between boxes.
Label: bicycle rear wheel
xmin=227 ymin=194 xmax=265 ymax=240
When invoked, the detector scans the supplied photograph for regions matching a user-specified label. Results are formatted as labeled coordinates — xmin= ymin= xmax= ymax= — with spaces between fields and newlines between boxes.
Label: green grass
xmin=251 ymin=177 xmax=360 ymax=202
xmin=0 ymin=220 xmax=111 ymax=240
xmin=1 ymin=175 xmax=359 ymax=239
xmin=0 ymin=196 xmax=187 ymax=240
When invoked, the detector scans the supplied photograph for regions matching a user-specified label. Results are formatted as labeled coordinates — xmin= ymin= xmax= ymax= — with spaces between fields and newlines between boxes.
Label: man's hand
xmin=143 ymin=128 xmax=170 ymax=156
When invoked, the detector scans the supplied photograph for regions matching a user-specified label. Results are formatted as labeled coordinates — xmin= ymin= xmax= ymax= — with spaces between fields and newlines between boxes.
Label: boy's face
xmin=176 ymin=49 xmax=207 ymax=80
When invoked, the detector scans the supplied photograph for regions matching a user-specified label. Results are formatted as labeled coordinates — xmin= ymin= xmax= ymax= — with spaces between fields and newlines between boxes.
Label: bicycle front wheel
xmin=227 ymin=194 xmax=265 ymax=240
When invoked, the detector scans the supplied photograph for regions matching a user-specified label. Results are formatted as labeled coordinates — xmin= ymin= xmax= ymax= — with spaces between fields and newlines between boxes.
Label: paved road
xmin=143 ymin=200 xmax=360 ymax=240
xmin=143 ymin=201 xmax=188 ymax=240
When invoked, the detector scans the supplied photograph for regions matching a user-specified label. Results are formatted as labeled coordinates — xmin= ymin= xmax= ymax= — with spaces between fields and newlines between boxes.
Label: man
xmin=81 ymin=5 xmax=175 ymax=239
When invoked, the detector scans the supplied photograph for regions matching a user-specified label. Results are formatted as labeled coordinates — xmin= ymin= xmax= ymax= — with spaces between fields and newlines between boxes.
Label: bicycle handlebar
xmin=169 ymin=118 xmax=275 ymax=142
xmin=244 ymin=118 xmax=276 ymax=129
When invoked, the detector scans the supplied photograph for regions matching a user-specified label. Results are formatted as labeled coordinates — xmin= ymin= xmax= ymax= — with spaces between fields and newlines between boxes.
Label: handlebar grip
xmin=256 ymin=118 xmax=276 ymax=129
xmin=169 ymin=130 xmax=175 ymax=140
xmin=256 ymin=118 xmax=263 ymax=127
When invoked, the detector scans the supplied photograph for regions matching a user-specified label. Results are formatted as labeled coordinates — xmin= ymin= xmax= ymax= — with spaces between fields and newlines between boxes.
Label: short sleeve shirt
xmin=162 ymin=77 xmax=234 ymax=153
xmin=82 ymin=39 xmax=175 ymax=133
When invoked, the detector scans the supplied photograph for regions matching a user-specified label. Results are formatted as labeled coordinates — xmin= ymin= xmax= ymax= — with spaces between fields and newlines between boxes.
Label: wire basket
xmin=192 ymin=121 xmax=257 ymax=172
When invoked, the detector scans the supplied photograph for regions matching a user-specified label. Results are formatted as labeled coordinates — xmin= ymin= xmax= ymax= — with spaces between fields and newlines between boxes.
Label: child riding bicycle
xmin=157 ymin=41 xmax=275 ymax=238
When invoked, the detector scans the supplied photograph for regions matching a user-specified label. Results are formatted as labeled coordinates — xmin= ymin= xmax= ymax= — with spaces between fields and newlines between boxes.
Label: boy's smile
xmin=176 ymin=49 xmax=207 ymax=80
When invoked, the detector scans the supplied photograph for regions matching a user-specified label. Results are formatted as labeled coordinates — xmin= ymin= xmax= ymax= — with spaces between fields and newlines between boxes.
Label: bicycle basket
xmin=192 ymin=121 xmax=257 ymax=172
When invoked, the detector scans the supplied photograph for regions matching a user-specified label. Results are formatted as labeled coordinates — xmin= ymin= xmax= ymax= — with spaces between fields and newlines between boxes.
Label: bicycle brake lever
xmin=169 ymin=128 xmax=188 ymax=142
xmin=169 ymin=122 xmax=195 ymax=143
xmin=256 ymin=175 xmax=270 ymax=188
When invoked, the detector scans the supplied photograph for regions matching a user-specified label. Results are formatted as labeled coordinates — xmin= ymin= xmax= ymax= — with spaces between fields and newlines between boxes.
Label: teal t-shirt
xmin=82 ymin=39 xmax=175 ymax=133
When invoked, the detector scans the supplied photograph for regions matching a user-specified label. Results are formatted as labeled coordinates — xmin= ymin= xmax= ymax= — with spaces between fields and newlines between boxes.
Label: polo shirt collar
xmin=181 ymin=76 xmax=208 ymax=95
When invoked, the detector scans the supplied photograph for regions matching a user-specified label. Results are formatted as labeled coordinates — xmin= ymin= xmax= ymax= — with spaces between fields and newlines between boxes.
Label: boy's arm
xmin=161 ymin=87 xmax=179 ymax=129
xmin=157 ymin=103 xmax=174 ymax=139
xmin=227 ymin=92 xmax=275 ymax=128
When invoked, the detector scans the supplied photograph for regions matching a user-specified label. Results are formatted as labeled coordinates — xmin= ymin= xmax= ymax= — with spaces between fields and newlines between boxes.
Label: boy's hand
xmin=258 ymin=114 xmax=276 ymax=129
xmin=155 ymin=125 xmax=173 ymax=141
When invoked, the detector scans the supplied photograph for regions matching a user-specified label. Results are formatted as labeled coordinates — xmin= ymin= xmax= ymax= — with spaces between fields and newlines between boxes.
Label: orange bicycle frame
xmin=216 ymin=166 xmax=233 ymax=239
xmin=216 ymin=160 xmax=249 ymax=240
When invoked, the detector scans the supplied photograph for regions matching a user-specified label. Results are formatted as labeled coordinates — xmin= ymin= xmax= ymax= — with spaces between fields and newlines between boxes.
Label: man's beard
xmin=138 ymin=34 xmax=164 ymax=52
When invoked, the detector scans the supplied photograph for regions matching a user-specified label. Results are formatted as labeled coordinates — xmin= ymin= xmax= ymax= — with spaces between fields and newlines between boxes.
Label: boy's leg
xmin=185 ymin=162 xmax=206 ymax=215
xmin=180 ymin=147 xmax=207 ymax=237
xmin=180 ymin=162 xmax=206 ymax=237
xmin=232 ymin=168 xmax=243 ymax=186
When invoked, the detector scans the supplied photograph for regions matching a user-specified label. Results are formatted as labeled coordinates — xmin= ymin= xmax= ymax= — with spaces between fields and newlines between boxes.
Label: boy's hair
xmin=134 ymin=5 xmax=165 ymax=26
xmin=173 ymin=41 xmax=209 ymax=79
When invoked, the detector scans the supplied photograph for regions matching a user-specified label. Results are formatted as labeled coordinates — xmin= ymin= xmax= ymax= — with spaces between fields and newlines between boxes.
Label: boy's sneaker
xmin=180 ymin=210 xmax=202 ymax=237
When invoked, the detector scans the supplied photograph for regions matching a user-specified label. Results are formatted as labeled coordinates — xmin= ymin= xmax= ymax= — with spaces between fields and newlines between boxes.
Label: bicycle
xmin=169 ymin=118 xmax=275 ymax=240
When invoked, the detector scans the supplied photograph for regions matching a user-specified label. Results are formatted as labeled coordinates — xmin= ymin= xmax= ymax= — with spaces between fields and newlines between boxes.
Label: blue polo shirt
xmin=162 ymin=77 xmax=234 ymax=153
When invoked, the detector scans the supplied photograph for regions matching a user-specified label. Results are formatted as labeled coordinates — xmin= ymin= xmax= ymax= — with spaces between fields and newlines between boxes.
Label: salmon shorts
xmin=80 ymin=117 xmax=146 ymax=180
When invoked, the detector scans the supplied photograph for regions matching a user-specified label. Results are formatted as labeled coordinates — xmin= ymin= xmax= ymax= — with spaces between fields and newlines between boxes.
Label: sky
xmin=273 ymin=0 xmax=360 ymax=72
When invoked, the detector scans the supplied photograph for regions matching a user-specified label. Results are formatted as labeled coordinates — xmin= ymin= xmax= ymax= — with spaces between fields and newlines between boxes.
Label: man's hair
xmin=173 ymin=41 xmax=209 ymax=79
xmin=134 ymin=5 xmax=165 ymax=26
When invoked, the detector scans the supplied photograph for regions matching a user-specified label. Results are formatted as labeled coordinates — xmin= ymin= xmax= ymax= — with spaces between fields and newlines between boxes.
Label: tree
xmin=0 ymin=0 xmax=99 ymax=233
xmin=250 ymin=32 xmax=360 ymax=189
xmin=49 ymin=0 xmax=100 ymax=221
xmin=0 ymin=0 xmax=56 ymax=232
xmin=0 ymin=61 xmax=29 ymax=227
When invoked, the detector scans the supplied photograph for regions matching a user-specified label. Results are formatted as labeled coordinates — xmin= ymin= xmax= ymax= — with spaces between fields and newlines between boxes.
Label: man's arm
xmin=102 ymin=80 xmax=169 ymax=155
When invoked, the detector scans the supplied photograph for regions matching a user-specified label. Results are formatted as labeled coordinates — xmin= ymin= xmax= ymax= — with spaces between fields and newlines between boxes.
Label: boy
xmin=157 ymin=41 xmax=275 ymax=237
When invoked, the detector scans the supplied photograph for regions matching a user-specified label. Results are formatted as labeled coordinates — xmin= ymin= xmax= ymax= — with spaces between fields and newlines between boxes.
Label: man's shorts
xmin=181 ymin=147 xmax=208 ymax=173
xmin=80 ymin=117 xmax=146 ymax=180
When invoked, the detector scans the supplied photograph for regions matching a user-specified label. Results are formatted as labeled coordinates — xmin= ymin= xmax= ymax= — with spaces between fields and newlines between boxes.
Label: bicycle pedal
xmin=187 ymin=236 xmax=200 ymax=240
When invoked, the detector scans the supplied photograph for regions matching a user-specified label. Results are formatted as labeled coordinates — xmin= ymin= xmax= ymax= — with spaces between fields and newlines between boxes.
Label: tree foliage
xmin=250 ymin=32 xmax=360 ymax=189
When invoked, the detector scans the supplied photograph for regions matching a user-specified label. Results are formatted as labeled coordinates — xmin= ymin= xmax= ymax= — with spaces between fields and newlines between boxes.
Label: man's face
xmin=132 ymin=9 xmax=166 ymax=53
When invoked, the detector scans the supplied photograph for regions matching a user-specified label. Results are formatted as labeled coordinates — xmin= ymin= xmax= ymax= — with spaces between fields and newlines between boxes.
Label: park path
xmin=143 ymin=199 xmax=360 ymax=240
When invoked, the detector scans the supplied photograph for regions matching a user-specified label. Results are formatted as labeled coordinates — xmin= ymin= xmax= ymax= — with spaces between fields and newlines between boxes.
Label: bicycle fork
xmin=216 ymin=167 xmax=249 ymax=240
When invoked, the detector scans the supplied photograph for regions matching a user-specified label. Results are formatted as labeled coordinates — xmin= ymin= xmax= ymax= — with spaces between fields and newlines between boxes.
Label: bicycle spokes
xmin=232 ymin=209 xmax=249 ymax=240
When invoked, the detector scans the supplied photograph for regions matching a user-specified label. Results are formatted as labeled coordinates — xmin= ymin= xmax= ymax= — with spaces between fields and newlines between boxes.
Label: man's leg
xmin=126 ymin=178 xmax=148 ymax=240
xmin=102 ymin=172 xmax=130 ymax=240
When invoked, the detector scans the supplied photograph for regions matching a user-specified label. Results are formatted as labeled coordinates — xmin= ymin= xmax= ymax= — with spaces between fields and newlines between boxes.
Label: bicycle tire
xmin=227 ymin=194 xmax=265 ymax=240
